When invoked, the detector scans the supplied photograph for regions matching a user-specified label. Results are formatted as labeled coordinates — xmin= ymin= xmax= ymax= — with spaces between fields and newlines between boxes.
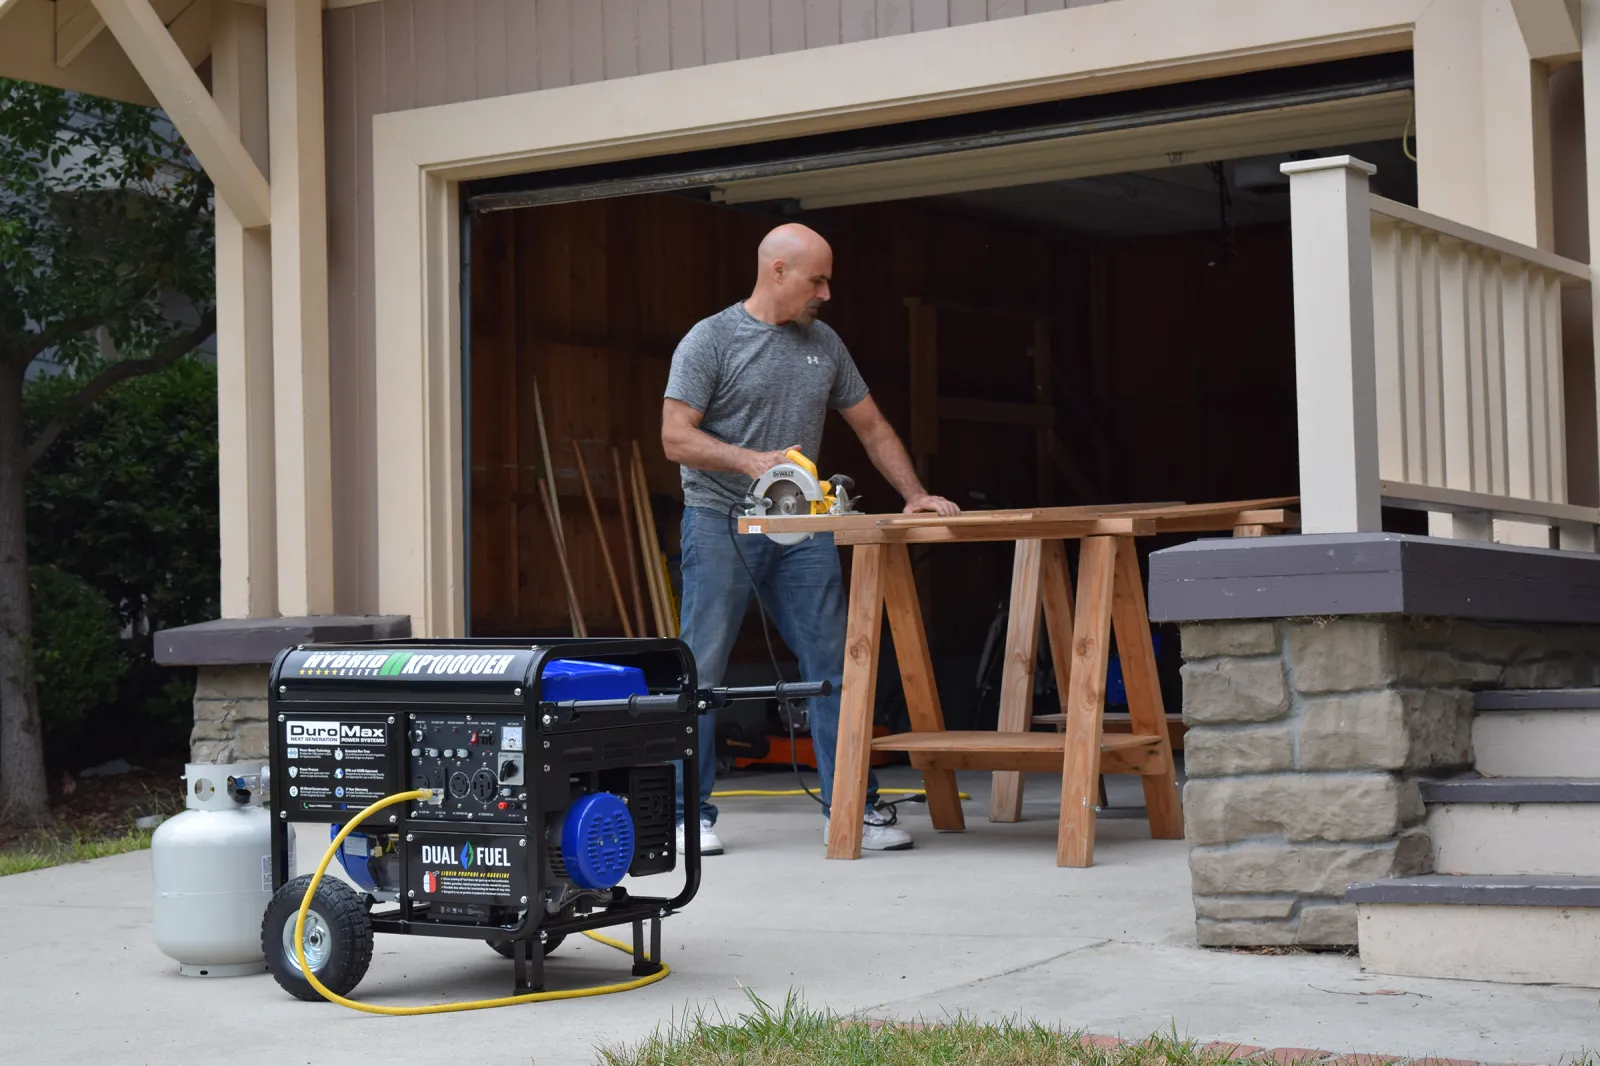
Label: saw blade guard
xmin=748 ymin=452 xmax=827 ymax=545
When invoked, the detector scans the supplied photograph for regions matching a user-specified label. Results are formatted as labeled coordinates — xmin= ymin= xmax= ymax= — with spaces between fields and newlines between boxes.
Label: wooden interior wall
xmin=468 ymin=194 xmax=1298 ymax=678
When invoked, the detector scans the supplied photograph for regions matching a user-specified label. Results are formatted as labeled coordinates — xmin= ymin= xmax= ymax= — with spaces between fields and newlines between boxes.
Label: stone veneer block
xmin=1298 ymin=692 xmax=1409 ymax=771
xmin=1184 ymin=776 xmax=1405 ymax=846
xmin=1189 ymin=841 xmax=1424 ymax=897
xmin=1182 ymin=724 xmax=1294 ymax=776
xmin=1287 ymin=620 xmax=1396 ymax=693
xmin=1193 ymin=896 xmax=1297 ymax=921
xmin=1181 ymin=622 xmax=1280 ymax=659
xmin=1181 ymin=659 xmax=1289 ymax=724
xmin=190 ymin=663 xmax=271 ymax=764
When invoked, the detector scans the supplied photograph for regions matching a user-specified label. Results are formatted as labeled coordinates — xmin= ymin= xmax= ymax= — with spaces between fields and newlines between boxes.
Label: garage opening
xmin=462 ymin=53 xmax=1419 ymax=743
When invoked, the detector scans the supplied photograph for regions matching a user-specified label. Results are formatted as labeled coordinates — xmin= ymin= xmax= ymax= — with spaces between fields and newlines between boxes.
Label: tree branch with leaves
xmin=0 ymin=78 xmax=215 ymax=826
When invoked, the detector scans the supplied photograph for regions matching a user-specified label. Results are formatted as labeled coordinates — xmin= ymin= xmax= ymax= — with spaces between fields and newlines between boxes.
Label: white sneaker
xmin=675 ymin=817 xmax=724 ymax=856
xmin=823 ymin=807 xmax=914 ymax=851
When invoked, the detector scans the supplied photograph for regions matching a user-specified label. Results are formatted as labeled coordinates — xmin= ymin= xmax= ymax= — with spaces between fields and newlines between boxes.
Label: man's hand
xmin=742 ymin=446 xmax=802 ymax=480
xmin=903 ymin=494 xmax=960 ymax=516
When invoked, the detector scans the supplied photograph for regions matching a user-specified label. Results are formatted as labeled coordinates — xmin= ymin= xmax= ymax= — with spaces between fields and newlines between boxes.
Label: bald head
xmin=747 ymin=223 xmax=833 ymax=327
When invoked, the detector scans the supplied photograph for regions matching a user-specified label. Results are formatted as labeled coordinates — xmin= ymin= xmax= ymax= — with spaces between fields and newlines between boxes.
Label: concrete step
xmin=1422 ymin=776 xmax=1600 ymax=876
xmin=1347 ymin=875 xmax=1600 ymax=987
xmin=1473 ymin=689 xmax=1600 ymax=778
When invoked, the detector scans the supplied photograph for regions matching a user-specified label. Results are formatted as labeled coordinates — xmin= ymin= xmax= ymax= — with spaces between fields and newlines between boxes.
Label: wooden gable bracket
xmin=1511 ymin=0 xmax=1581 ymax=61
xmin=86 ymin=0 xmax=272 ymax=230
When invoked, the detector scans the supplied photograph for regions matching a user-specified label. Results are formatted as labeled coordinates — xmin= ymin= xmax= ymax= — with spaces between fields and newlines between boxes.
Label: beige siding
xmin=323 ymin=0 xmax=1114 ymax=613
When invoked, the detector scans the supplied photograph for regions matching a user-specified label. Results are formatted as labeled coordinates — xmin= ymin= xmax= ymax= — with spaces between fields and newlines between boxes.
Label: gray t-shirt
xmin=665 ymin=302 xmax=869 ymax=512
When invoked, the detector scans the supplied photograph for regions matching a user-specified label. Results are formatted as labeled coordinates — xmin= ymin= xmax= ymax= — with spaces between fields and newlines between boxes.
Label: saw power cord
xmin=295 ymin=789 xmax=670 ymax=1015
xmin=724 ymin=501 xmax=951 ymax=826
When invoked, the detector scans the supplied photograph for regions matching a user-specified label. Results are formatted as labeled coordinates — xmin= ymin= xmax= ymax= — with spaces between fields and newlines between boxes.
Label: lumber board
xmin=881 ymin=545 xmax=964 ymax=832
xmin=1059 ymin=536 xmax=1116 ymax=867
xmin=1110 ymin=538 xmax=1183 ymax=837
xmin=827 ymin=544 xmax=886 ymax=860
xmin=887 ymin=731 xmax=1164 ymax=775
xmin=991 ymin=540 xmax=1044 ymax=823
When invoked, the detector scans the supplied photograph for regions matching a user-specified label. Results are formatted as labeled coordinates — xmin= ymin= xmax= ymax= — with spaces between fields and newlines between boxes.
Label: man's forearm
xmin=859 ymin=421 xmax=927 ymax=502
xmin=663 ymin=425 xmax=766 ymax=479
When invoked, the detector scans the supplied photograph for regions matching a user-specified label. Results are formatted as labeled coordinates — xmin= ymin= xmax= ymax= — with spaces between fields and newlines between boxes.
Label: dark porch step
xmin=1475 ymin=689 xmax=1600 ymax=711
xmin=1347 ymin=874 xmax=1600 ymax=907
xmin=1418 ymin=775 xmax=1600 ymax=804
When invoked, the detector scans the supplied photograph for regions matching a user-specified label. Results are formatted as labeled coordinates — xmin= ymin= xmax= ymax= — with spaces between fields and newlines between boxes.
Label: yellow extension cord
xmin=292 ymin=785 xmax=972 ymax=1012
xmin=294 ymin=789 xmax=669 ymax=1015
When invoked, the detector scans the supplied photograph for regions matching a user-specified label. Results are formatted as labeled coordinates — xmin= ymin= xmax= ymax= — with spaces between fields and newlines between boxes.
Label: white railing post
xmin=1283 ymin=156 xmax=1383 ymax=534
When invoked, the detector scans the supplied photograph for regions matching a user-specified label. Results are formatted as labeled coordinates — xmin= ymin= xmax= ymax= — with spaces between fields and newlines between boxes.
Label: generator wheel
xmin=488 ymin=933 xmax=565 ymax=958
xmin=262 ymin=875 xmax=374 ymax=1001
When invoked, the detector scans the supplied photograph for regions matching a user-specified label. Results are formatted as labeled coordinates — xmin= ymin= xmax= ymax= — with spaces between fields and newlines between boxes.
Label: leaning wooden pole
xmin=537 ymin=476 xmax=586 ymax=637
xmin=612 ymin=445 xmax=649 ymax=636
xmin=633 ymin=441 xmax=677 ymax=637
xmin=532 ymin=377 xmax=579 ymax=633
xmin=630 ymin=442 xmax=668 ymax=636
xmin=572 ymin=440 xmax=633 ymax=636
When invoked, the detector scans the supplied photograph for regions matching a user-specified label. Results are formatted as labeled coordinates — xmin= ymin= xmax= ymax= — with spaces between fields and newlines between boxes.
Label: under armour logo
xmin=806 ymin=355 xmax=820 ymax=365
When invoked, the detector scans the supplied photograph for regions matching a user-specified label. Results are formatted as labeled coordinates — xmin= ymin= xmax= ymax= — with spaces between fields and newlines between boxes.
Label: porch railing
xmin=1284 ymin=156 xmax=1597 ymax=549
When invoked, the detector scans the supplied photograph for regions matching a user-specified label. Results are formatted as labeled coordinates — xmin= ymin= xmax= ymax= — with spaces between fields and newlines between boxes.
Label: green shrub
xmin=24 ymin=357 xmax=217 ymax=764
xmin=28 ymin=565 xmax=128 ymax=746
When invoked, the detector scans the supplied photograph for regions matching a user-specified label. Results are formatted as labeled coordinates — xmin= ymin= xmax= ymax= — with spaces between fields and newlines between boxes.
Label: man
xmin=661 ymin=222 xmax=959 ymax=856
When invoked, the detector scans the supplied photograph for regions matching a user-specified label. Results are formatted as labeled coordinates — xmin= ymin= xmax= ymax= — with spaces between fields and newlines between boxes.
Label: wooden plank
xmin=1059 ymin=536 xmax=1115 ymax=867
xmin=1032 ymin=317 xmax=1053 ymax=502
xmin=1400 ymin=225 xmax=1426 ymax=483
xmin=90 ymin=0 xmax=271 ymax=229
xmin=881 ymin=544 xmax=964 ymax=832
xmin=572 ymin=441 xmax=633 ymax=636
xmin=827 ymin=544 xmax=886 ymax=860
xmin=1420 ymin=232 xmax=1446 ymax=487
xmin=1038 ymin=536 xmax=1076 ymax=730
xmin=878 ymin=730 xmax=1156 ymax=754
xmin=907 ymin=740 xmax=1165 ymax=775
xmin=1371 ymin=196 xmax=1589 ymax=282
xmin=937 ymin=396 xmax=1054 ymax=428
xmin=990 ymin=540 xmax=1043 ymax=823
xmin=639 ymin=0 xmax=672 ymax=74
xmin=1371 ymin=220 xmax=1405 ymax=480
xmin=613 ymin=446 xmax=648 ymax=636
xmin=831 ymin=518 xmax=1154 ymax=544
xmin=908 ymin=299 xmax=939 ymax=459
xmin=805 ymin=0 xmax=842 ymax=45
xmin=1111 ymin=538 xmax=1183 ymax=838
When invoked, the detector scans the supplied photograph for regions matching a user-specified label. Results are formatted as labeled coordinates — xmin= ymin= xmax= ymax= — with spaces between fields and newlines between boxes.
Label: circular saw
xmin=745 ymin=449 xmax=858 ymax=544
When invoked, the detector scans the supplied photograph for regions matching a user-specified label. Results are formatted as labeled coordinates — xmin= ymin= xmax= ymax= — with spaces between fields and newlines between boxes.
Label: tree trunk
xmin=0 ymin=364 xmax=51 ymax=826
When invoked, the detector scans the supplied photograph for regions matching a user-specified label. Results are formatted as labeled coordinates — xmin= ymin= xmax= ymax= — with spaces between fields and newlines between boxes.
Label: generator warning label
xmin=407 ymin=836 xmax=524 ymax=903
xmin=278 ymin=715 xmax=396 ymax=820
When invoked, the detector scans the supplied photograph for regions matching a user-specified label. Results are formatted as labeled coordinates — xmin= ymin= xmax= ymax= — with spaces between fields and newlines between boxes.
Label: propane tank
xmin=152 ymin=762 xmax=294 ymax=977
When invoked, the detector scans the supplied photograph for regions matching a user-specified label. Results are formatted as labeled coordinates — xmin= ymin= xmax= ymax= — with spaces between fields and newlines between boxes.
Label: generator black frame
xmin=267 ymin=636 xmax=703 ymax=994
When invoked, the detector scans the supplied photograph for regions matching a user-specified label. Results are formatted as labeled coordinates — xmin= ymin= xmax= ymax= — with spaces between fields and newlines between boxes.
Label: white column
xmin=267 ymin=0 xmax=334 ymax=616
xmin=1282 ymin=157 xmax=1383 ymax=534
xmin=213 ymin=1 xmax=277 ymax=617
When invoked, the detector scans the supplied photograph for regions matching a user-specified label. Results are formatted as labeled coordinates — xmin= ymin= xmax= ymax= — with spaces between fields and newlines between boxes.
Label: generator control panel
xmin=407 ymin=713 xmax=527 ymax=824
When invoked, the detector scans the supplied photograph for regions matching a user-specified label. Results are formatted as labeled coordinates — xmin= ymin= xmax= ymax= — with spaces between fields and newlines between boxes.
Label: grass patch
xmin=600 ymin=991 xmax=1258 ymax=1066
xmin=0 ymin=783 xmax=180 ymax=877
xmin=0 ymin=822 xmax=158 ymax=877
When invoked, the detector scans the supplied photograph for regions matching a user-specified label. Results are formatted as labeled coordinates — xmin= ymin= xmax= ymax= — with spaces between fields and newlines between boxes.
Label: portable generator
xmin=261 ymin=636 xmax=823 ymax=1004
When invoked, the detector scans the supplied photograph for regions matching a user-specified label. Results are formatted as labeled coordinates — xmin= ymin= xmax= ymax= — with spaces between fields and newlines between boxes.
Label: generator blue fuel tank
xmin=540 ymin=659 xmax=649 ymax=703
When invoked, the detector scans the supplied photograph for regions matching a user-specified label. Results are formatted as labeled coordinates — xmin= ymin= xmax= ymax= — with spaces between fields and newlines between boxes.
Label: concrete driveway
xmin=4 ymin=768 xmax=1598 ymax=1066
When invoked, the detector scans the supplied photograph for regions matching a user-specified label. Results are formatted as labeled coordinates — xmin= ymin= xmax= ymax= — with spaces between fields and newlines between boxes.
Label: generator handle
xmin=546 ymin=693 xmax=689 ymax=715
xmin=543 ymin=679 xmax=831 ymax=717
xmin=711 ymin=679 xmax=832 ymax=705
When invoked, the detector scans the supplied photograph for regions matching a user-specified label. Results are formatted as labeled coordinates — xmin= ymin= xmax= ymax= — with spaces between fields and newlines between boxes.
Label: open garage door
xmin=465 ymin=53 xmax=1412 ymax=214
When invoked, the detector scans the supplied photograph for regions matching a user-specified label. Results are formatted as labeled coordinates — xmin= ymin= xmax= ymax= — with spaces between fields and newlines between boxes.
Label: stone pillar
xmin=190 ymin=665 xmax=272 ymax=763
xmin=154 ymin=614 xmax=412 ymax=762
xmin=1181 ymin=615 xmax=1600 ymax=947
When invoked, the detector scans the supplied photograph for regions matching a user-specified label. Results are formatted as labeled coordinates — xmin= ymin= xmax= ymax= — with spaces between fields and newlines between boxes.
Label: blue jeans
xmin=675 ymin=505 xmax=880 ymax=825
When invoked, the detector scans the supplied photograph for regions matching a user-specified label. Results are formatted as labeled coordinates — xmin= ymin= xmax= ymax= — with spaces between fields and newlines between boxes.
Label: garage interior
xmin=463 ymin=54 xmax=1420 ymax=740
